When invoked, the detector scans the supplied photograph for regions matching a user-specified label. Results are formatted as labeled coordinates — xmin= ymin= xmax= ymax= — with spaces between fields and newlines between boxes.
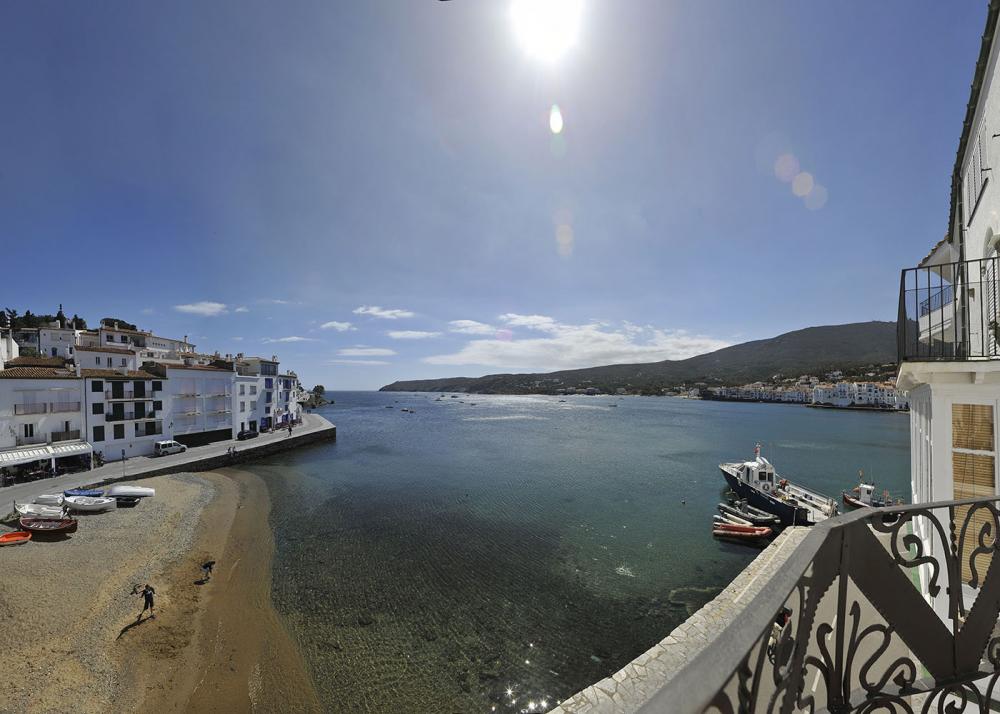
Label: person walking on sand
xmin=288 ymin=423 xmax=293 ymax=437
xmin=201 ymin=560 xmax=215 ymax=581
xmin=134 ymin=583 xmax=156 ymax=620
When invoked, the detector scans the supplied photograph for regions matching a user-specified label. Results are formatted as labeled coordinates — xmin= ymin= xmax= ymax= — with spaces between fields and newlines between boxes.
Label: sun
xmin=510 ymin=0 xmax=583 ymax=63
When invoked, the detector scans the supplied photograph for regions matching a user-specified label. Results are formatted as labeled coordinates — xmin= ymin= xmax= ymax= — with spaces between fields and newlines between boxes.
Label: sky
xmin=0 ymin=1 xmax=989 ymax=389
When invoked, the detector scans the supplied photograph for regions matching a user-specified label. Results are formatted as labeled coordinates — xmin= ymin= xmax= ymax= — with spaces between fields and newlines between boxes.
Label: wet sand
xmin=0 ymin=469 xmax=320 ymax=714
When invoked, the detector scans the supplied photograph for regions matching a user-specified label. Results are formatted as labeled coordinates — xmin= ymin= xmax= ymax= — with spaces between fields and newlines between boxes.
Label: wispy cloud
xmin=263 ymin=336 xmax=319 ymax=343
xmin=338 ymin=347 xmax=396 ymax=357
xmin=353 ymin=305 xmax=415 ymax=320
xmin=424 ymin=316 xmax=729 ymax=370
xmin=232 ymin=337 xmax=244 ymax=342
xmin=140 ymin=307 xmax=155 ymax=315
xmin=329 ymin=359 xmax=391 ymax=366
xmin=174 ymin=301 xmax=228 ymax=317
xmin=234 ymin=306 xmax=249 ymax=313
xmin=320 ymin=320 xmax=355 ymax=332
xmin=448 ymin=319 xmax=496 ymax=335
xmin=257 ymin=298 xmax=301 ymax=306
xmin=387 ymin=330 xmax=441 ymax=339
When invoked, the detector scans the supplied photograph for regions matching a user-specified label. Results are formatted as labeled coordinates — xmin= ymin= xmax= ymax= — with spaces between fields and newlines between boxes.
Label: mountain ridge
xmin=379 ymin=321 xmax=898 ymax=394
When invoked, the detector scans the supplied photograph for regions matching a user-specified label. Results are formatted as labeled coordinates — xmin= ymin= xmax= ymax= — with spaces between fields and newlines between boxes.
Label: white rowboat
xmin=106 ymin=485 xmax=155 ymax=498
xmin=13 ymin=502 xmax=66 ymax=518
xmin=34 ymin=494 xmax=64 ymax=506
xmin=64 ymin=496 xmax=116 ymax=512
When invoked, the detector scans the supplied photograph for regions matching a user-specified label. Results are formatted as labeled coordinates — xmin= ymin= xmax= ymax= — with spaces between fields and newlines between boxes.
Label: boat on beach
xmin=64 ymin=488 xmax=104 ymax=498
xmin=19 ymin=517 xmax=78 ymax=534
xmin=106 ymin=485 xmax=155 ymax=498
xmin=64 ymin=495 xmax=116 ymax=512
xmin=34 ymin=494 xmax=64 ymax=506
xmin=0 ymin=531 xmax=31 ymax=546
xmin=719 ymin=444 xmax=838 ymax=527
xmin=13 ymin=502 xmax=66 ymax=519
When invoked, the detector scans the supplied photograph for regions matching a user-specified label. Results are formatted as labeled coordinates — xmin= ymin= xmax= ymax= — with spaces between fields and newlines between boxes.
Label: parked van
xmin=154 ymin=440 xmax=187 ymax=457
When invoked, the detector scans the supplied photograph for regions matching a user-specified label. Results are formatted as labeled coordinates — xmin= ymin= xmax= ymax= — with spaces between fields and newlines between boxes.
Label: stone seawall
xmin=553 ymin=527 xmax=810 ymax=713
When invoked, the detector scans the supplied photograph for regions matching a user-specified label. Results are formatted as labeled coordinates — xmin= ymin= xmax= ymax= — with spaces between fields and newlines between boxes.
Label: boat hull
xmin=19 ymin=517 xmax=78 ymax=534
xmin=107 ymin=485 xmax=155 ymax=498
xmin=0 ymin=531 xmax=31 ymax=546
xmin=722 ymin=468 xmax=811 ymax=527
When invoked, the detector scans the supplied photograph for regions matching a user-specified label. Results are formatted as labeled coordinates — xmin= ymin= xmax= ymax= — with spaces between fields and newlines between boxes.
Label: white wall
xmin=0 ymin=378 xmax=84 ymax=451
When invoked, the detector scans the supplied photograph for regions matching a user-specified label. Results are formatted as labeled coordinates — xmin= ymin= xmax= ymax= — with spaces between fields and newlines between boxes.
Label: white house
xmin=81 ymin=367 xmax=166 ymax=461
xmin=155 ymin=363 xmax=235 ymax=446
xmin=76 ymin=345 xmax=138 ymax=371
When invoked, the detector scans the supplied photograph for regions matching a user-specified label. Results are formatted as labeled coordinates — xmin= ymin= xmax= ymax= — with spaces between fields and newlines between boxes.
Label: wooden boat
xmin=713 ymin=523 xmax=773 ymax=538
xmin=106 ymin=485 xmax=155 ymax=498
xmin=64 ymin=488 xmax=104 ymax=498
xmin=0 ymin=531 xmax=31 ymax=546
xmin=718 ymin=501 xmax=781 ymax=527
xmin=64 ymin=495 xmax=116 ymax=512
xmin=19 ymin=517 xmax=78 ymax=534
xmin=13 ymin=502 xmax=65 ymax=518
xmin=34 ymin=494 xmax=65 ymax=506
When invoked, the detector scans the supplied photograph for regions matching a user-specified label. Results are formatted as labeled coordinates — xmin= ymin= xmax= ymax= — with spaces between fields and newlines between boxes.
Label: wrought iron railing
xmin=643 ymin=496 xmax=1000 ymax=713
xmin=899 ymin=256 xmax=1000 ymax=361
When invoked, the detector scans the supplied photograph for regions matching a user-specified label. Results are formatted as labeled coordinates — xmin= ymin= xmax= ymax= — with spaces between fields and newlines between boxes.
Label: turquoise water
xmin=245 ymin=392 xmax=910 ymax=712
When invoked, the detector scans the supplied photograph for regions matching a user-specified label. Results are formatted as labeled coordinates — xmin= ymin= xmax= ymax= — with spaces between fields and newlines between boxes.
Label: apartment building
xmin=81 ymin=367 xmax=167 ymax=461
xmin=151 ymin=363 xmax=235 ymax=447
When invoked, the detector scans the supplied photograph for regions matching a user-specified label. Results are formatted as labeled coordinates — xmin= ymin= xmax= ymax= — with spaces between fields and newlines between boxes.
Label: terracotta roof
xmin=6 ymin=356 xmax=67 ymax=367
xmin=76 ymin=345 xmax=136 ymax=355
xmin=80 ymin=369 xmax=161 ymax=380
xmin=0 ymin=366 xmax=77 ymax=379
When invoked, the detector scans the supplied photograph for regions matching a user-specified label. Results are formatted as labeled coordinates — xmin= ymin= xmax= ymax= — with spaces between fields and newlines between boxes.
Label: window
xmin=107 ymin=357 xmax=112 ymax=367
xmin=121 ymin=358 xmax=127 ymax=367
xmin=152 ymin=381 xmax=162 ymax=392
xmin=250 ymin=386 xmax=257 ymax=395
xmin=134 ymin=423 xmax=140 ymax=436
xmin=953 ymin=403 xmax=997 ymax=585
xmin=91 ymin=380 xmax=103 ymax=392
xmin=153 ymin=400 xmax=162 ymax=411
xmin=92 ymin=402 xmax=103 ymax=415
xmin=93 ymin=426 xmax=105 ymax=442
xmin=265 ymin=392 xmax=272 ymax=403
xmin=113 ymin=424 xmax=124 ymax=440
xmin=240 ymin=401 xmax=246 ymax=412
xmin=95 ymin=357 xmax=101 ymax=365
xmin=23 ymin=424 xmax=34 ymax=438
xmin=265 ymin=378 xmax=273 ymax=389
xmin=239 ymin=384 xmax=245 ymax=395
xmin=106 ymin=334 xmax=114 ymax=342
xmin=265 ymin=406 xmax=271 ymax=414
xmin=250 ymin=401 xmax=257 ymax=410
xmin=51 ymin=347 xmax=57 ymax=357
xmin=119 ymin=335 xmax=127 ymax=343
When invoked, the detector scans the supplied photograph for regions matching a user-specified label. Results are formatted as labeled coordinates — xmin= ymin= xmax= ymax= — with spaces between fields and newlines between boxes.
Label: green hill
xmin=379 ymin=321 xmax=898 ymax=394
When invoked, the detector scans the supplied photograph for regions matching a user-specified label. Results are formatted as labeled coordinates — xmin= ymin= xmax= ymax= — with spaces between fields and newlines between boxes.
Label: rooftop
xmin=76 ymin=345 xmax=136 ymax=355
xmin=0 ymin=366 xmax=77 ymax=380
xmin=5 ymin=356 xmax=68 ymax=368
xmin=80 ymin=368 xmax=161 ymax=380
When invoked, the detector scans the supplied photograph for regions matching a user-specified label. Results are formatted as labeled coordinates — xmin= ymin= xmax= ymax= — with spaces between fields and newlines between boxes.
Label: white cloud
xmin=235 ymin=306 xmax=249 ymax=313
xmin=140 ymin=307 xmax=154 ymax=315
xmin=353 ymin=305 xmax=415 ymax=320
xmin=232 ymin=337 xmax=244 ymax=342
xmin=263 ymin=336 xmax=319 ymax=343
xmin=174 ymin=301 xmax=228 ymax=317
xmin=329 ymin=359 xmax=391 ymax=366
xmin=388 ymin=330 xmax=441 ymax=340
xmin=320 ymin=320 xmax=355 ymax=332
xmin=448 ymin=319 xmax=496 ymax=335
xmin=424 ymin=318 xmax=729 ymax=371
xmin=338 ymin=347 xmax=396 ymax=357
xmin=258 ymin=298 xmax=301 ymax=306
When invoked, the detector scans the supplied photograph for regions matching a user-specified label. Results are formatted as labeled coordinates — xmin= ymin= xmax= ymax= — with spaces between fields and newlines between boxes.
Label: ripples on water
xmin=247 ymin=392 xmax=910 ymax=712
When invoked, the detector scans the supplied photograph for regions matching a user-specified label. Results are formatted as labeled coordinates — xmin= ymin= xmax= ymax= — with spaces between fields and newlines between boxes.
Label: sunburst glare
xmin=511 ymin=0 xmax=583 ymax=63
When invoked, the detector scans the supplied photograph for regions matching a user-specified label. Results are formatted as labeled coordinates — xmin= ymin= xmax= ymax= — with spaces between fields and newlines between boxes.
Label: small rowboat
xmin=712 ymin=528 xmax=771 ymax=545
xmin=107 ymin=485 xmax=155 ymax=498
xmin=0 ymin=531 xmax=31 ymax=546
xmin=718 ymin=501 xmax=781 ymax=527
xmin=19 ymin=517 xmax=78 ymax=534
xmin=34 ymin=494 xmax=65 ymax=506
xmin=714 ymin=512 xmax=753 ymax=527
xmin=713 ymin=523 xmax=773 ymax=538
xmin=13 ymin=502 xmax=66 ymax=519
xmin=64 ymin=496 xmax=116 ymax=512
xmin=64 ymin=488 xmax=104 ymax=498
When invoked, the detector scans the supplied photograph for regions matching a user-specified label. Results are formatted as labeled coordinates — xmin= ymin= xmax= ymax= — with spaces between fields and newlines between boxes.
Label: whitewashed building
xmin=81 ymin=367 xmax=166 ymax=461
xmin=154 ymin=363 xmax=235 ymax=446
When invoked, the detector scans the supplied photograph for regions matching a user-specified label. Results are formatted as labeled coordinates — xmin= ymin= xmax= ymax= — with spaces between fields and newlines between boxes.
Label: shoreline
xmin=0 ymin=469 xmax=320 ymax=713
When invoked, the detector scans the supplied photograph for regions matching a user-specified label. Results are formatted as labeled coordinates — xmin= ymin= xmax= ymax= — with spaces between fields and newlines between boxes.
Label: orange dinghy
xmin=0 ymin=531 xmax=32 ymax=546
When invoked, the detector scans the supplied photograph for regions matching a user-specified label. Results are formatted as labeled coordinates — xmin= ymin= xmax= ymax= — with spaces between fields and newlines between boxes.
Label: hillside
xmin=379 ymin=321 xmax=898 ymax=395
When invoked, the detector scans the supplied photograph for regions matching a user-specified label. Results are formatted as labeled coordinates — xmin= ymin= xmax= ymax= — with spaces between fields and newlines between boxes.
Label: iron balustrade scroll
xmin=898 ymin=256 xmax=1000 ymax=362
xmin=643 ymin=496 xmax=1000 ymax=713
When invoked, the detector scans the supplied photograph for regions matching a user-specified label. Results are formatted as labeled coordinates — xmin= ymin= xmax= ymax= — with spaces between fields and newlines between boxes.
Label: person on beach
xmin=133 ymin=584 xmax=156 ymax=620
xmin=288 ymin=423 xmax=293 ymax=437
xmin=201 ymin=560 xmax=216 ymax=581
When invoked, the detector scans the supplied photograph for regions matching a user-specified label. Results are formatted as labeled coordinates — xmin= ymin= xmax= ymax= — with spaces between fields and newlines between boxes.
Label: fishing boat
xmin=106 ymin=485 xmax=155 ymax=498
xmin=34 ymin=494 xmax=64 ymax=506
xmin=0 ymin=531 xmax=31 ymax=546
xmin=19 ymin=517 xmax=78 ymax=534
xmin=13 ymin=502 xmax=66 ymax=519
xmin=718 ymin=501 xmax=782 ymax=527
xmin=719 ymin=444 xmax=838 ymax=527
xmin=842 ymin=472 xmax=897 ymax=509
xmin=64 ymin=488 xmax=104 ymax=498
xmin=64 ymin=495 xmax=116 ymax=512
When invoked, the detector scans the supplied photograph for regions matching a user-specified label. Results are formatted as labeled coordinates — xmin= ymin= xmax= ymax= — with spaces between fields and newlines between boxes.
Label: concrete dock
xmin=2 ymin=412 xmax=335 ymax=506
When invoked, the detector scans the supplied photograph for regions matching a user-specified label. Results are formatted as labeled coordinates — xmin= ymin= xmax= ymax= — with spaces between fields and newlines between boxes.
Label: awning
xmin=0 ymin=441 xmax=94 ymax=468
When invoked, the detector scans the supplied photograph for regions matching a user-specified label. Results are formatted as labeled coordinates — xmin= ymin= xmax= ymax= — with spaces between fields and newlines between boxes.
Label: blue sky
xmin=0 ymin=1 xmax=987 ymax=389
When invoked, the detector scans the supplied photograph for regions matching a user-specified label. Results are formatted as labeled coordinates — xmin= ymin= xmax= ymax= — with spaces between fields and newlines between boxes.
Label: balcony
xmin=49 ymin=401 xmax=81 ymax=413
xmin=898 ymin=256 xmax=1000 ymax=361
xmin=50 ymin=429 xmax=80 ymax=443
xmin=14 ymin=403 xmax=46 ymax=415
xmin=105 ymin=412 xmax=137 ymax=422
xmin=105 ymin=390 xmax=148 ymax=400
xmin=15 ymin=434 xmax=47 ymax=446
xmin=635 ymin=496 xmax=1000 ymax=713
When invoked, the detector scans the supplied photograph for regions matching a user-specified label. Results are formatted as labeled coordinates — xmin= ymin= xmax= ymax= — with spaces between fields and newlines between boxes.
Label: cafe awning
xmin=0 ymin=442 xmax=93 ymax=468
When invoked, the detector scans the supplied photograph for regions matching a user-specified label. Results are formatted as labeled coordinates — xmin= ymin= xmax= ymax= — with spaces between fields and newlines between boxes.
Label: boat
xmin=115 ymin=496 xmax=140 ymax=508
xmin=713 ymin=513 xmax=753 ymax=527
xmin=64 ymin=495 xmax=116 ymax=512
xmin=64 ymin=488 xmax=104 ymax=498
xmin=719 ymin=444 xmax=838 ymax=527
xmin=13 ymin=502 xmax=66 ymax=518
xmin=842 ymin=473 xmax=897 ymax=509
xmin=106 ymin=485 xmax=155 ymax=498
xmin=0 ymin=531 xmax=31 ymax=546
xmin=713 ymin=522 xmax=773 ymax=537
xmin=718 ymin=501 xmax=781 ymax=527
xmin=34 ymin=494 xmax=64 ymax=506
xmin=19 ymin=517 xmax=78 ymax=534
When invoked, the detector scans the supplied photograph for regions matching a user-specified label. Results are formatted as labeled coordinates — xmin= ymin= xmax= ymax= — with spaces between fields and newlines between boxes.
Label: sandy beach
xmin=0 ymin=469 xmax=320 ymax=714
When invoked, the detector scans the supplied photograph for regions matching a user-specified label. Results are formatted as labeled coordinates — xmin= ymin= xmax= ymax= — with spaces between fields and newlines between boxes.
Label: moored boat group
xmin=3 ymin=484 xmax=155 ymax=546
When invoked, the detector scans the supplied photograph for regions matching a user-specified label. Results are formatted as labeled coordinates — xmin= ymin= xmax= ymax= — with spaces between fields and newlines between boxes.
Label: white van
xmin=154 ymin=440 xmax=187 ymax=457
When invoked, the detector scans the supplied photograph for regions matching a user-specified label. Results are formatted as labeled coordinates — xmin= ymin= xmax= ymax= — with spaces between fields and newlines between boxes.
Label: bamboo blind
xmin=952 ymin=403 xmax=994 ymax=451
xmin=953 ymin=450 xmax=997 ymax=586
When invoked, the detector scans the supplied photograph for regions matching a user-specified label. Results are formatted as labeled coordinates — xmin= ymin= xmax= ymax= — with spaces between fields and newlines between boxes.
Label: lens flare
xmin=510 ymin=0 xmax=583 ymax=63
xmin=774 ymin=153 xmax=799 ymax=183
xmin=804 ymin=184 xmax=829 ymax=210
xmin=556 ymin=224 xmax=574 ymax=257
xmin=791 ymin=171 xmax=814 ymax=197
xmin=549 ymin=105 xmax=564 ymax=134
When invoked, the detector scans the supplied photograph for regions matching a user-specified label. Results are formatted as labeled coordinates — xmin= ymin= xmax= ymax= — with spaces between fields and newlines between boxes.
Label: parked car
xmin=237 ymin=429 xmax=260 ymax=441
xmin=154 ymin=440 xmax=188 ymax=456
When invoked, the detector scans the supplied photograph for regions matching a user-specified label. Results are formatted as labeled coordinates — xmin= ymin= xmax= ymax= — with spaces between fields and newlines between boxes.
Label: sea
xmin=243 ymin=391 xmax=910 ymax=713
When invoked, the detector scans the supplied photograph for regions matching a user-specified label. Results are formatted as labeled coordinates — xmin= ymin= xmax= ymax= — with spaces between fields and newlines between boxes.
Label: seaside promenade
xmin=3 ymin=412 xmax=335 ymax=506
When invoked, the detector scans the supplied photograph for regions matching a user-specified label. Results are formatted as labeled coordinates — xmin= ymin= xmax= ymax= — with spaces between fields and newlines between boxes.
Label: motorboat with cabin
xmin=842 ymin=474 xmax=897 ymax=509
xmin=719 ymin=445 xmax=838 ymax=527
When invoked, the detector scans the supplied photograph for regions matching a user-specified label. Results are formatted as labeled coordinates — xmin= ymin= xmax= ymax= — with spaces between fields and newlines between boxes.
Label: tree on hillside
xmin=100 ymin=317 xmax=138 ymax=331
xmin=71 ymin=314 xmax=88 ymax=329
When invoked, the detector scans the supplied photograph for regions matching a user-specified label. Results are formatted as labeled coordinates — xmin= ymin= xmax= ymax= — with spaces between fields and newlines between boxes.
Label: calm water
xmin=244 ymin=392 xmax=909 ymax=713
